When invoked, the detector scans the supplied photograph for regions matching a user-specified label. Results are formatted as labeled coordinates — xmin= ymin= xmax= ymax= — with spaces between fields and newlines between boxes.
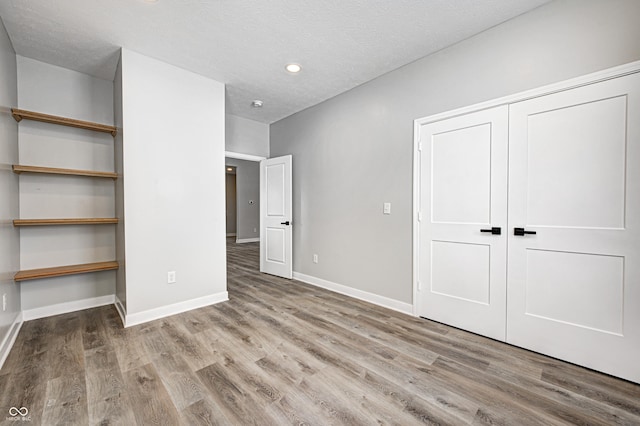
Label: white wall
xmin=226 ymin=114 xmax=269 ymax=158
xmin=120 ymin=49 xmax=227 ymax=319
xmin=114 ymin=53 xmax=126 ymax=311
xmin=0 ymin=17 xmax=20 ymax=362
xmin=270 ymin=0 xmax=640 ymax=305
xmin=225 ymin=158 xmax=260 ymax=241
xmin=16 ymin=56 xmax=116 ymax=312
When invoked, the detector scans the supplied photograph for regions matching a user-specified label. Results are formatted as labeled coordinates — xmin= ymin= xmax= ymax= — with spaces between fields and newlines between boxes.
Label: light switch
xmin=383 ymin=202 xmax=391 ymax=215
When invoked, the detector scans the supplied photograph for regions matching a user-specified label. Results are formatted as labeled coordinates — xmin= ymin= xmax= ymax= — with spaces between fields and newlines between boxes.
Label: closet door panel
xmin=507 ymin=72 xmax=640 ymax=383
xmin=525 ymin=95 xmax=626 ymax=229
xmin=417 ymin=106 xmax=508 ymax=341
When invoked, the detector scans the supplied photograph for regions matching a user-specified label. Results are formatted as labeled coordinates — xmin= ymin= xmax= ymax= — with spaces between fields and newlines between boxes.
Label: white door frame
xmin=225 ymin=151 xmax=265 ymax=243
xmin=225 ymin=151 xmax=266 ymax=162
xmin=412 ymin=60 xmax=640 ymax=317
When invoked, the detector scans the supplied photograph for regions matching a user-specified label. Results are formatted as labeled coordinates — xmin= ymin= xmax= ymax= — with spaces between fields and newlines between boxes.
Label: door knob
xmin=281 ymin=221 xmax=290 ymax=226
xmin=480 ymin=227 xmax=501 ymax=235
xmin=514 ymin=227 xmax=536 ymax=236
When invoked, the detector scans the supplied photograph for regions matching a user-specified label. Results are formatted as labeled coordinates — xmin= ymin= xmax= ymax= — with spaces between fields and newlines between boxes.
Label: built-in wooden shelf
xmin=13 ymin=218 xmax=119 ymax=227
xmin=12 ymin=165 xmax=118 ymax=179
xmin=11 ymin=108 xmax=117 ymax=136
xmin=14 ymin=261 xmax=119 ymax=282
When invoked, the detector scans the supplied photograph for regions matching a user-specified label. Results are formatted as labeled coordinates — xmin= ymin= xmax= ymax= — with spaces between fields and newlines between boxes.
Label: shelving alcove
xmin=11 ymin=108 xmax=120 ymax=282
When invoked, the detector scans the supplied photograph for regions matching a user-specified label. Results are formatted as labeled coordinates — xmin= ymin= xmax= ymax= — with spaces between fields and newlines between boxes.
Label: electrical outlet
xmin=168 ymin=271 xmax=176 ymax=284
xmin=2 ymin=294 xmax=6 ymax=311
xmin=254 ymin=228 xmax=257 ymax=233
xmin=313 ymin=254 xmax=318 ymax=264
xmin=383 ymin=202 xmax=391 ymax=215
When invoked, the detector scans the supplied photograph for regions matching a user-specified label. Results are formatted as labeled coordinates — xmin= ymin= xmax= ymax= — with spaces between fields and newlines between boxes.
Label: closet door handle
xmin=514 ymin=227 xmax=536 ymax=236
xmin=480 ymin=227 xmax=501 ymax=235
xmin=280 ymin=221 xmax=290 ymax=226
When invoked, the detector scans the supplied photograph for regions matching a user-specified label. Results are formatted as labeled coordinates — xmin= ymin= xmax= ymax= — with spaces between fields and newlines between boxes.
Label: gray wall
xmin=225 ymin=158 xmax=260 ymax=241
xmin=226 ymin=114 xmax=269 ymax=157
xmin=0 ymin=17 xmax=20 ymax=359
xmin=270 ymin=0 xmax=640 ymax=304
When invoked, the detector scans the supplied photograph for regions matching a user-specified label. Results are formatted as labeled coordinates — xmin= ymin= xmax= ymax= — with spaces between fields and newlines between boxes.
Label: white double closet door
xmin=416 ymin=71 xmax=640 ymax=383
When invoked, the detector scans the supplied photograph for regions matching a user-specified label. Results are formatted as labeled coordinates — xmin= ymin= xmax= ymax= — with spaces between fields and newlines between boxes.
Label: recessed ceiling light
xmin=285 ymin=63 xmax=302 ymax=73
xmin=251 ymin=100 xmax=263 ymax=108
xmin=226 ymin=167 xmax=233 ymax=171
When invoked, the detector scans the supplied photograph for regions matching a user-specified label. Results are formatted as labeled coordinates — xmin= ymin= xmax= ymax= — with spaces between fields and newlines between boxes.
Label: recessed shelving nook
xmin=12 ymin=107 xmax=119 ymax=281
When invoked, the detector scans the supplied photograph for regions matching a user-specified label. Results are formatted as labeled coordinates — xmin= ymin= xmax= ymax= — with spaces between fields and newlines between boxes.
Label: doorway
xmin=225 ymin=157 xmax=261 ymax=244
xmin=225 ymin=166 xmax=237 ymax=237
xmin=225 ymin=152 xmax=265 ymax=275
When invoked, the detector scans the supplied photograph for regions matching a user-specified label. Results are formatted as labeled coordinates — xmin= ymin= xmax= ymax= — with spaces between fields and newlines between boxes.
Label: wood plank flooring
xmin=1 ymin=238 xmax=639 ymax=425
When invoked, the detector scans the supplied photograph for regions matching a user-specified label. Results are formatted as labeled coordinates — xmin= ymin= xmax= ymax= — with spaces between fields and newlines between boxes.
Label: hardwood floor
xmin=1 ymin=238 xmax=639 ymax=425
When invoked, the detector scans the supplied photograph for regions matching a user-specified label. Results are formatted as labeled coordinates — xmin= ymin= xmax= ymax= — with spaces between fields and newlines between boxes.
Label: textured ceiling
xmin=0 ymin=0 xmax=549 ymax=123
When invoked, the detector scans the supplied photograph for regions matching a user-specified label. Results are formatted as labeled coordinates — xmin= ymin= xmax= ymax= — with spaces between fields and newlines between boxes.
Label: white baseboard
xmin=114 ymin=296 xmax=126 ymax=327
xmin=22 ymin=295 xmax=116 ymax=321
xmin=0 ymin=312 xmax=23 ymax=370
xmin=235 ymin=237 xmax=260 ymax=244
xmin=123 ymin=291 xmax=229 ymax=327
xmin=1 ymin=291 xmax=230 ymax=366
xmin=293 ymin=272 xmax=414 ymax=315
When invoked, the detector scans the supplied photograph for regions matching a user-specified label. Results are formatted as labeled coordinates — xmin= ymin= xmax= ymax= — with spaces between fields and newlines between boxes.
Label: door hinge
xmin=418 ymin=141 xmax=423 ymax=152
xmin=417 ymin=211 xmax=423 ymax=222
xmin=417 ymin=281 xmax=422 ymax=291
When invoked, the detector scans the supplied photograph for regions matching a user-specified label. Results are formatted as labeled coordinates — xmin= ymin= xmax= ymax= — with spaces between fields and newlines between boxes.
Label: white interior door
xmin=417 ymin=106 xmax=508 ymax=341
xmin=260 ymin=155 xmax=293 ymax=279
xmin=507 ymin=73 xmax=640 ymax=383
